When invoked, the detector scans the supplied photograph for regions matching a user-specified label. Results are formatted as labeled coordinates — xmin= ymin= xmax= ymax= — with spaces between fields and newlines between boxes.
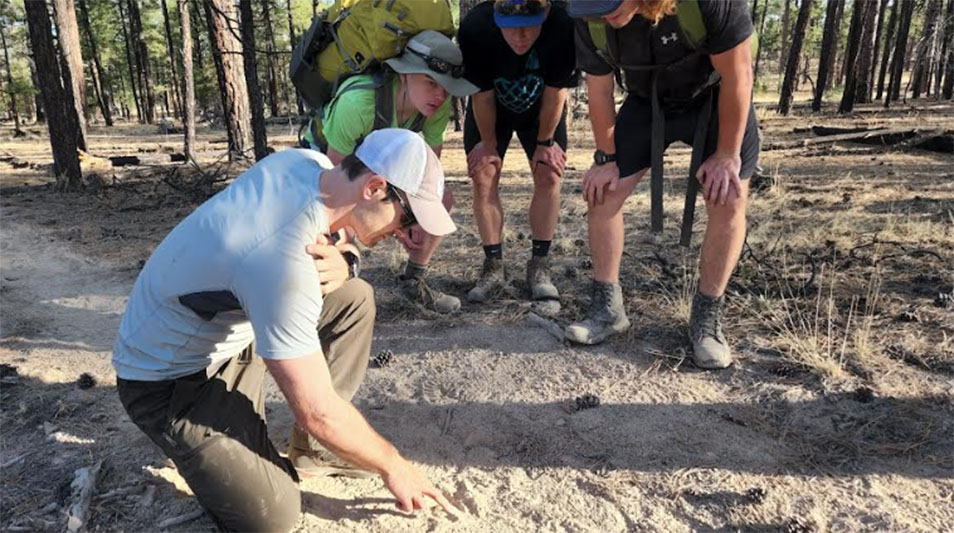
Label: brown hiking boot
xmin=688 ymin=292 xmax=732 ymax=369
xmin=396 ymin=274 xmax=461 ymax=313
xmin=467 ymin=257 xmax=505 ymax=303
xmin=287 ymin=425 xmax=373 ymax=478
xmin=527 ymin=256 xmax=559 ymax=301
xmin=565 ymin=281 xmax=630 ymax=345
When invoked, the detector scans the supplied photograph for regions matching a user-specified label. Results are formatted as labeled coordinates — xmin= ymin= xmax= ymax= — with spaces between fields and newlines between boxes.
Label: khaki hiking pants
xmin=117 ymin=279 xmax=375 ymax=532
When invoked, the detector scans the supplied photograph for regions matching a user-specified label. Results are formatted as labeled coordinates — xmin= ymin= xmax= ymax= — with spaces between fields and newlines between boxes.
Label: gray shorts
xmin=615 ymin=89 xmax=761 ymax=179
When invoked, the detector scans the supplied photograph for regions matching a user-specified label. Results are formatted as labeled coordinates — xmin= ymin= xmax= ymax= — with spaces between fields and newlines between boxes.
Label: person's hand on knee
xmin=531 ymin=143 xmax=566 ymax=175
xmin=583 ymin=161 xmax=620 ymax=207
xmin=467 ymin=141 xmax=502 ymax=176
xmin=696 ymin=152 xmax=742 ymax=206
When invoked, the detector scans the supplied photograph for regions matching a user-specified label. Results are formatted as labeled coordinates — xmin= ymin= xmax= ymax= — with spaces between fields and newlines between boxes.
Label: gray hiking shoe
xmin=565 ymin=281 xmax=630 ymax=345
xmin=467 ymin=257 xmax=505 ymax=303
xmin=288 ymin=425 xmax=373 ymax=479
xmin=527 ymin=256 xmax=559 ymax=301
xmin=397 ymin=274 xmax=461 ymax=314
xmin=689 ymin=292 xmax=732 ymax=369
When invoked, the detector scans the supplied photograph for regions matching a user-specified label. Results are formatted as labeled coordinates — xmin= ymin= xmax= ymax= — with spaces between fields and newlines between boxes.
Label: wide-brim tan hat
xmin=385 ymin=30 xmax=479 ymax=98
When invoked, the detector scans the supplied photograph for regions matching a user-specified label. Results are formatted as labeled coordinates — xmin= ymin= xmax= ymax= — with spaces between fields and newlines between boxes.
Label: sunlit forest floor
xmin=1 ymin=98 xmax=952 ymax=532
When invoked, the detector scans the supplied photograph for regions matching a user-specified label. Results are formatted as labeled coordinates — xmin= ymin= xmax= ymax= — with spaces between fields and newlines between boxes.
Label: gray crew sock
xmin=403 ymin=261 xmax=428 ymax=279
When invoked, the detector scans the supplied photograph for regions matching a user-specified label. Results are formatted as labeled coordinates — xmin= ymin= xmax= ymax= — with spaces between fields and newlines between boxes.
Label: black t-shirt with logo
xmin=574 ymin=0 xmax=752 ymax=105
xmin=459 ymin=0 xmax=579 ymax=117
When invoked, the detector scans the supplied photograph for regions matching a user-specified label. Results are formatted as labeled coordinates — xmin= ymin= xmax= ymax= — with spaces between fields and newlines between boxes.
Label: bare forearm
xmin=301 ymin=398 xmax=401 ymax=475
xmin=472 ymin=90 xmax=497 ymax=148
xmin=537 ymin=86 xmax=567 ymax=140
xmin=586 ymin=74 xmax=616 ymax=153
xmin=715 ymin=73 xmax=751 ymax=158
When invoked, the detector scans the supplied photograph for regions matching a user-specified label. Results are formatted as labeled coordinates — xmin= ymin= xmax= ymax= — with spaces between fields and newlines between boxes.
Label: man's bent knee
xmin=470 ymin=164 xmax=499 ymax=198
xmin=532 ymin=164 xmax=561 ymax=191
xmin=329 ymin=279 xmax=375 ymax=316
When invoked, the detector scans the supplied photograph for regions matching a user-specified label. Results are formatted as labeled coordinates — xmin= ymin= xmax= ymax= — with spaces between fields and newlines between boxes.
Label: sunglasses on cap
xmin=406 ymin=47 xmax=465 ymax=79
xmin=386 ymin=183 xmax=418 ymax=230
xmin=494 ymin=0 xmax=545 ymax=16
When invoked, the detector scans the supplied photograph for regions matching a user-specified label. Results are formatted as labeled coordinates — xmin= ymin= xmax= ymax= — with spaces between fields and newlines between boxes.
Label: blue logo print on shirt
xmin=494 ymin=50 xmax=544 ymax=114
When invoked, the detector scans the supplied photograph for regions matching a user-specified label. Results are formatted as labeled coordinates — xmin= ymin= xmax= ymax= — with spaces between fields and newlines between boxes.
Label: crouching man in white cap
xmin=112 ymin=129 xmax=459 ymax=532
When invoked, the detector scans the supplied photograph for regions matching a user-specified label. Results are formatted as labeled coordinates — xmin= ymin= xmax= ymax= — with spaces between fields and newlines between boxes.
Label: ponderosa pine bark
xmin=779 ymin=0 xmax=814 ymax=114
xmin=25 ymin=0 xmax=82 ymax=188
xmin=238 ymin=0 xmax=268 ymax=160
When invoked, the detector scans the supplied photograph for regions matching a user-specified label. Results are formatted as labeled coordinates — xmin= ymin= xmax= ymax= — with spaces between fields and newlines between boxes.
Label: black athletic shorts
xmin=615 ymin=88 xmax=760 ymax=179
xmin=463 ymin=100 xmax=568 ymax=162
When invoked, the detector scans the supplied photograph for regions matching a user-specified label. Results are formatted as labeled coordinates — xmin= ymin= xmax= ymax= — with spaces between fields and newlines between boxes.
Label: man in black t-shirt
xmin=566 ymin=0 xmax=760 ymax=369
xmin=458 ymin=0 xmax=578 ymax=306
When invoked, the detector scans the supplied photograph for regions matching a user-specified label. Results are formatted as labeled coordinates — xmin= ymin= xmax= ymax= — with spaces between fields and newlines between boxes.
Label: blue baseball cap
xmin=493 ymin=0 xmax=547 ymax=28
xmin=567 ymin=0 xmax=623 ymax=18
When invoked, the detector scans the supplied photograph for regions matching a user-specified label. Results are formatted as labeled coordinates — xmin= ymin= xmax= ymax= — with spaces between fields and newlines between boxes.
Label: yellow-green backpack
xmin=290 ymin=0 xmax=459 ymax=111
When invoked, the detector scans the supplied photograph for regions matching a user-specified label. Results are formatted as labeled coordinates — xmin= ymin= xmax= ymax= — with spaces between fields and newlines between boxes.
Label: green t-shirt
xmin=320 ymin=74 xmax=451 ymax=155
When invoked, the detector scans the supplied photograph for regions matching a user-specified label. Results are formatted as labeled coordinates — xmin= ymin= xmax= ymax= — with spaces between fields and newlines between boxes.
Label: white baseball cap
xmin=355 ymin=129 xmax=456 ymax=236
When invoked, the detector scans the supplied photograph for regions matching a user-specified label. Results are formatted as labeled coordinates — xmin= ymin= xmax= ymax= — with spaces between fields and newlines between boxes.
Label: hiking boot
xmin=565 ymin=281 xmax=630 ymax=345
xmin=527 ymin=256 xmax=559 ymax=301
xmin=287 ymin=425 xmax=373 ymax=479
xmin=396 ymin=274 xmax=461 ymax=314
xmin=467 ymin=257 xmax=505 ymax=303
xmin=689 ymin=292 xmax=732 ymax=369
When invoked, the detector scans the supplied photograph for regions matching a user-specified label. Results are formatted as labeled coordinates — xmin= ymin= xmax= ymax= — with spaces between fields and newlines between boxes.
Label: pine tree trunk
xmin=887 ymin=0 xmax=915 ymax=105
xmin=190 ymin=0 xmax=205 ymax=71
xmin=911 ymin=0 xmax=942 ymax=99
xmin=128 ymin=0 xmax=155 ymax=123
xmin=77 ymin=0 xmax=113 ymax=126
xmin=24 ymin=0 xmax=82 ymax=188
xmin=870 ymin=0 xmax=889 ymax=101
xmin=178 ymin=0 xmax=196 ymax=160
xmin=829 ymin=0 xmax=846 ymax=86
xmin=812 ymin=0 xmax=841 ymax=111
xmin=239 ymin=0 xmax=268 ymax=160
xmin=779 ymin=0 xmax=813 ymax=114
xmin=876 ymin=0 xmax=899 ymax=100
xmin=52 ymin=0 xmax=88 ymax=147
xmin=0 ymin=22 xmax=22 ymax=133
xmin=286 ymin=0 xmax=303 ymax=116
xmin=161 ymin=0 xmax=183 ymax=119
xmin=851 ymin=0 xmax=880 ymax=106
xmin=779 ymin=0 xmax=793 ymax=79
xmin=27 ymin=52 xmax=44 ymax=122
xmin=260 ymin=0 xmax=280 ymax=117
xmin=205 ymin=0 xmax=252 ymax=160
xmin=754 ymin=0 xmax=768 ymax=83
xmin=939 ymin=0 xmax=954 ymax=100
xmin=116 ymin=0 xmax=142 ymax=121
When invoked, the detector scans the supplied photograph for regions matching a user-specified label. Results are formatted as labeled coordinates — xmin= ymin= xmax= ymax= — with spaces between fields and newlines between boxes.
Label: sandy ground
xmin=1 ymin=101 xmax=953 ymax=532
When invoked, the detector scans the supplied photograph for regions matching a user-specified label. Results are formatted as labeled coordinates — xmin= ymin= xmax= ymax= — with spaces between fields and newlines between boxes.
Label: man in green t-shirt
xmin=302 ymin=31 xmax=478 ymax=313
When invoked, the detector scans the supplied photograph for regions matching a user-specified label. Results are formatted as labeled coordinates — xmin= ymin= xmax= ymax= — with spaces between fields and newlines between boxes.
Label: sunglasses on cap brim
xmin=406 ymin=48 xmax=465 ymax=79
xmin=494 ymin=0 xmax=545 ymax=16
xmin=385 ymin=183 xmax=418 ymax=230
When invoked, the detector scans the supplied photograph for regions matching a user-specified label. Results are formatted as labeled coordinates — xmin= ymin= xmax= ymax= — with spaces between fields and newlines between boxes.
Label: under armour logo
xmin=661 ymin=32 xmax=679 ymax=45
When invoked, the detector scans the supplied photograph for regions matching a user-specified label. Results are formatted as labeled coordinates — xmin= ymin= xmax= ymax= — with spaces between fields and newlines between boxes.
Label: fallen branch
xmin=158 ymin=509 xmax=205 ymax=529
xmin=526 ymin=312 xmax=565 ymax=342
xmin=67 ymin=460 xmax=103 ymax=533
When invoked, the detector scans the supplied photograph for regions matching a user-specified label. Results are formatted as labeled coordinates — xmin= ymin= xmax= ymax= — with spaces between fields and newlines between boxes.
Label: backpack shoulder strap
xmin=587 ymin=20 xmax=616 ymax=69
xmin=675 ymin=0 xmax=707 ymax=49
xmin=372 ymin=71 xmax=395 ymax=132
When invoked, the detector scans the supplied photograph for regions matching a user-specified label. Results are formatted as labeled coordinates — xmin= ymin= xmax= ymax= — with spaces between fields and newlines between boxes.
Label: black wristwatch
xmin=342 ymin=251 xmax=361 ymax=279
xmin=536 ymin=137 xmax=556 ymax=147
xmin=593 ymin=149 xmax=616 ymax=166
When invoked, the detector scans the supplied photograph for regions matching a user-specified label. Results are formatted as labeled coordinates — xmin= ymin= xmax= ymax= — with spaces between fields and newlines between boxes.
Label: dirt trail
xmin=2 ymin=111 xmax=953 ymax=531
xmin=2 ymin=211 xmax=951 ymax=532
